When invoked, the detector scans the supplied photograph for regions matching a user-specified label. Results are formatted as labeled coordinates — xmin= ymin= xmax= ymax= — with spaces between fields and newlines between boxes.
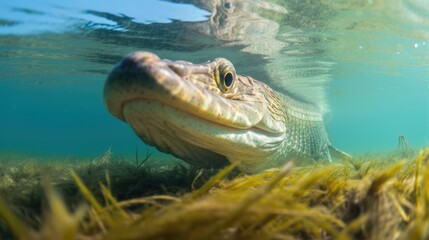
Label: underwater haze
xmin=0 ymin=0 xmax=428 ymax=159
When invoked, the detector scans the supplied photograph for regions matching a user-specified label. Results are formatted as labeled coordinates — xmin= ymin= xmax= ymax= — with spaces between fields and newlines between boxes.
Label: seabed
xmin=0 ymin=145 xmax=428 ymax=240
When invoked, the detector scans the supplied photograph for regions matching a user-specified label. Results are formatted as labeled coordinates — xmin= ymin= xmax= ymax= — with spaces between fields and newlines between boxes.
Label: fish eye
xmin=223 ymin=71 xmax=233 ymax=87
xmin=224 ymin=1 xmax=233 ymax=10
xmin=222 ymin=1 xmax=234 ymax=13
xmin=215 ymin=62 xmax=236 ymax=93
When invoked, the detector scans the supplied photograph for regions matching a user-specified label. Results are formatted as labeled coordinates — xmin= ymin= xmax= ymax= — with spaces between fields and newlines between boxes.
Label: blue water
xmin=0 ymin=0 xmax=428 ymax=159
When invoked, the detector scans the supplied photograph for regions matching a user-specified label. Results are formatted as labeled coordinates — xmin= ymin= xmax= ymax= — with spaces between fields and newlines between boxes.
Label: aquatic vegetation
xmin=0 ymin=148 xmax=428 ymax=239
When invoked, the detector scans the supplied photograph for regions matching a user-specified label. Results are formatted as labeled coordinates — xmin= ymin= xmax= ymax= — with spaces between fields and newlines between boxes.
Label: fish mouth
xmin=122 ymin=98 xmax=282 ymax=167
xmin=103 ymin=51 xmax=266 ymax=131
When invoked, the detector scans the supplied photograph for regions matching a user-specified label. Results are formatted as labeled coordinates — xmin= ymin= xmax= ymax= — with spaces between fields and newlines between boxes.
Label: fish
xmin=104 ymin=52 xmax=350 ymax=172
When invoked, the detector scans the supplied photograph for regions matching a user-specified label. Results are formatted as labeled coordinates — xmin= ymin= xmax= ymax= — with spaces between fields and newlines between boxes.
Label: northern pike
xmin=104 ymin=52 xmax=349 ymax=172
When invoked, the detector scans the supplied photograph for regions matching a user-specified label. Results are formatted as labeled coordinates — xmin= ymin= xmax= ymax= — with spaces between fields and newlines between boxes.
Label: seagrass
xmin=0 ymin=148 xmax=428 ymax=240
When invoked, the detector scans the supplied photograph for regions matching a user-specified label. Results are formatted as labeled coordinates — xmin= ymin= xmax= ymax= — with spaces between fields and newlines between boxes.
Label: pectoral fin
xmin=328 ymin=145 xmax=352 ymax=160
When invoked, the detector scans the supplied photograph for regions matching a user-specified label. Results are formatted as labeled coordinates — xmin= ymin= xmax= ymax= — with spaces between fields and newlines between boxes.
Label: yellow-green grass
xmin=0 ymin=148 xmax=428 ymax=240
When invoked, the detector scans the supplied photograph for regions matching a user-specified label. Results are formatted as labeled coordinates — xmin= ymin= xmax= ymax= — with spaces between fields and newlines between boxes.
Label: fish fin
xmin=328 ymin=145 xmax=352 ymax=160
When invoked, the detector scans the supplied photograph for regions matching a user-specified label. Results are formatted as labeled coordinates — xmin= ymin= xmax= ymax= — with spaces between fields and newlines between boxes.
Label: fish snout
xmin=103 ymin=51 xmax=170 ymax=121
xmin=121 ymin=51 xmax=161 ymax=68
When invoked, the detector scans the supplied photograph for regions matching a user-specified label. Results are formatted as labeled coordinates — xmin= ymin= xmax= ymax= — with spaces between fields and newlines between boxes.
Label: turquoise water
xmin=0 ymin=0 xmax=428 ymax=159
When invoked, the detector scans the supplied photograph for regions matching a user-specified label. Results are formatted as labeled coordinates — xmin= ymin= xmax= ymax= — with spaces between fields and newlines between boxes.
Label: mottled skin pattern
xmin=104 ymin=52 xmax=333 ymax=172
